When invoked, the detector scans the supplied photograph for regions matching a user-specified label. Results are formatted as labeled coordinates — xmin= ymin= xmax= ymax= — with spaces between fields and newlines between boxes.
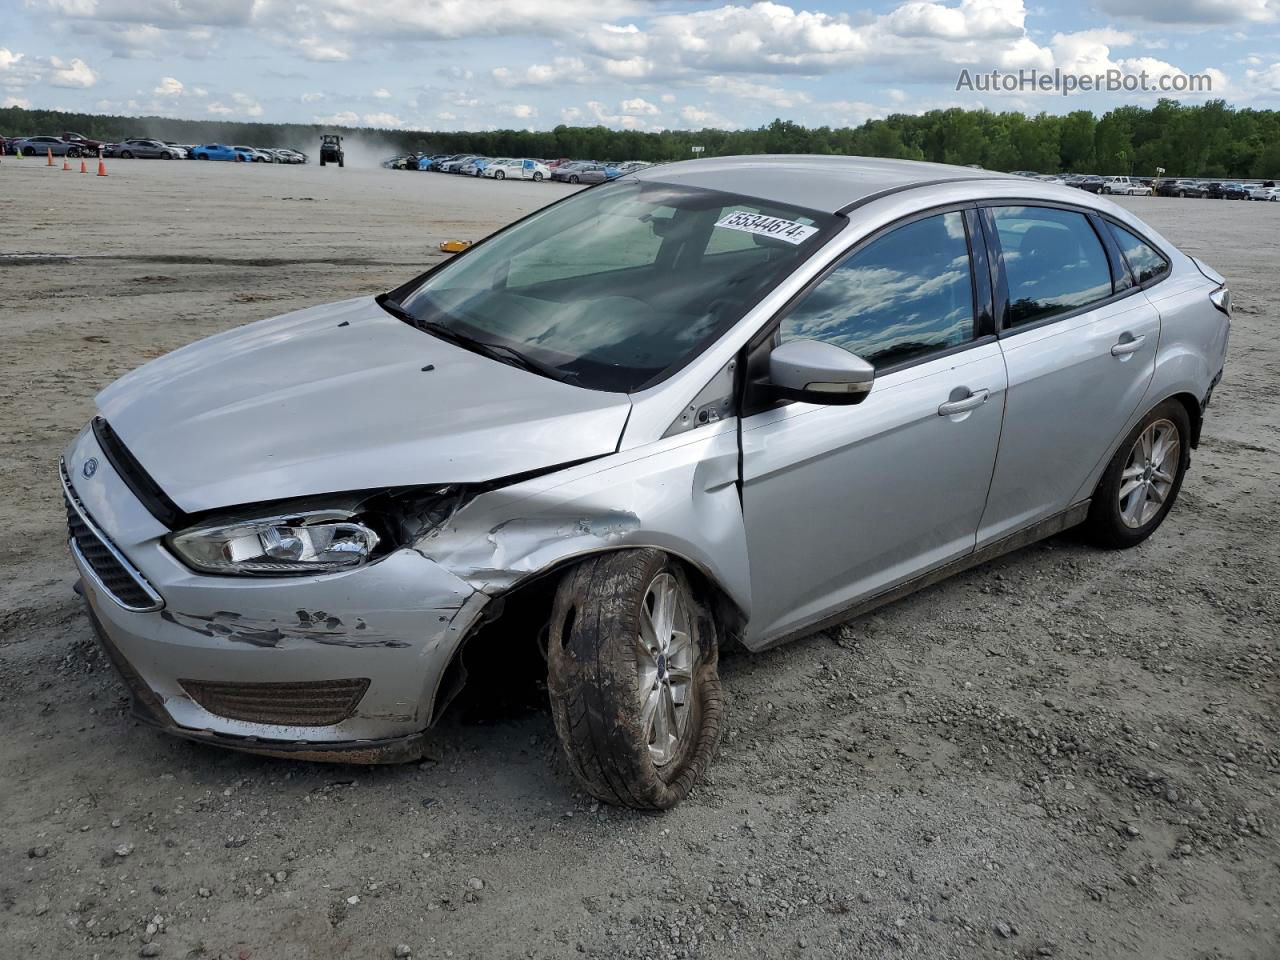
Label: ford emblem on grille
xmin=82 ymin=458 xmax=98 ymax=479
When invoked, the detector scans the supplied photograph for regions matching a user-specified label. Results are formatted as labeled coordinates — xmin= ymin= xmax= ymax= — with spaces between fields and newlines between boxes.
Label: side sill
xmin=755 ymin=500 xmax=1091 ymax=651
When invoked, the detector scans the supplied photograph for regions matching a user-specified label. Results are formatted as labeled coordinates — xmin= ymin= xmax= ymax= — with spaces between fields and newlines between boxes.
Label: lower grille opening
xmin=179 ymin=678 xmax=370 ymax=727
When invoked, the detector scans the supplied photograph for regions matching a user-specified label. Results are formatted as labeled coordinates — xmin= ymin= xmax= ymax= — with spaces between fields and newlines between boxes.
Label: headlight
xmin=169 ymin=509 xmax=381 ymax=575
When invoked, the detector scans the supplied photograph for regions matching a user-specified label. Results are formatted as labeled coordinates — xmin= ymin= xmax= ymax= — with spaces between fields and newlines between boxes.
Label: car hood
xmin=96 ymin=296 xmax=632 ymax=514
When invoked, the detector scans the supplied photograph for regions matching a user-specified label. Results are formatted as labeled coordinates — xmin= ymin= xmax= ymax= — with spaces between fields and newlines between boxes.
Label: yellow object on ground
xmin=438 ymin=240 xmax=473 ymax=253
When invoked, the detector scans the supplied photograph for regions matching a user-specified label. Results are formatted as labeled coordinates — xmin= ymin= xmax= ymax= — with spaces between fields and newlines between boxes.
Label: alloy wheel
xmin=1119 ymin=418 xmax=1180 ymax=528
xmin=636 ymin=572 xmax=696 ymax=767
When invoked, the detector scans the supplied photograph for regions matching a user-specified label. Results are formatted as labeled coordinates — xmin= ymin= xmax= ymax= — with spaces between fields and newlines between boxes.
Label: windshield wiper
xmin=376 ymin=293 xmax=571 ymax=383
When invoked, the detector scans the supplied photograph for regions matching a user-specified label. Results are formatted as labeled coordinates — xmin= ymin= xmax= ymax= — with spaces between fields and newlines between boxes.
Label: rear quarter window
xmin=1107 ymin=223 xmax=1170 ymax=286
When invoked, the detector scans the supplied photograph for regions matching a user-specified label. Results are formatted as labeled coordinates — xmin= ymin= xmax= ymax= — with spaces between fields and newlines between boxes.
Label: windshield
xmin=392 ymin=179 xmax=839 ymax=391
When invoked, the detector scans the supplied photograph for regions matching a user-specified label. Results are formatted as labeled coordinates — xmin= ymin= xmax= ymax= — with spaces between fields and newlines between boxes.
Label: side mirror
xmin=768 ymin=339 xmax=875 ymax=406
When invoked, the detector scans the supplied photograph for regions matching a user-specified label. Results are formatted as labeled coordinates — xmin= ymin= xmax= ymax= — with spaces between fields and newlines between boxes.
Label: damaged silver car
xmin=62 ymin=156 xmax=1230 ymax=808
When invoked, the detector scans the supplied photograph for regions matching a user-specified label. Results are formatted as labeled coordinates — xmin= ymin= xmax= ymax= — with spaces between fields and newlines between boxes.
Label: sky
xmin=1 ymin=0 xmax=1278 ymax=131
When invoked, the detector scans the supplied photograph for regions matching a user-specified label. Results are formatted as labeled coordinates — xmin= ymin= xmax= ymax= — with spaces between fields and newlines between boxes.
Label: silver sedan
xmin=61 ymin=156 xmax=1229 ymax=808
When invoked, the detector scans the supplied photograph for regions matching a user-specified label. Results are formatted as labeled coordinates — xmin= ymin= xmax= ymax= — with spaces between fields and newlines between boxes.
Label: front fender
xmin=417 ymin=420 xmax=751 ymax=620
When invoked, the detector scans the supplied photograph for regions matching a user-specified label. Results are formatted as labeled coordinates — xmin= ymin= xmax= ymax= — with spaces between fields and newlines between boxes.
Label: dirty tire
xmin=547 ymin=549 xmax=722 ymax=810
xmin=1084 ymin=398 xmax=1191 ymax=549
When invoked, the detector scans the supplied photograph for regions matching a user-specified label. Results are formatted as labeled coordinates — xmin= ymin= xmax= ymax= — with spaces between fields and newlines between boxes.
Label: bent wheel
xmin=547 ymin=549 xmax=722 ymax=810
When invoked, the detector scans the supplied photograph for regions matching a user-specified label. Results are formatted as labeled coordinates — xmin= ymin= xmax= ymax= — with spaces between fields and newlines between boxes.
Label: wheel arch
xmin=428 ymin=543 xmax=745 ymax=727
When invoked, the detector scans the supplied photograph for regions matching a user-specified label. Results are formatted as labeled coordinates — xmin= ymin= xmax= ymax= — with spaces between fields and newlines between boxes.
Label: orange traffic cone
xmin=47 ymin=147 xmax=55 ymax=166
xmin=96 ymin=157 xmax=108 ymax=177
xmin=80 ymin=159 xmax=88 ymax=174
xmin=63 ymin=158 xmax=71 ymax=171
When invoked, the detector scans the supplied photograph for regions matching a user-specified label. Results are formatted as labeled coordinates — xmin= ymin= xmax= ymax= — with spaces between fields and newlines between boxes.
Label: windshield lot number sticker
xmin=715 ymin=211 xmax=818 ymax=245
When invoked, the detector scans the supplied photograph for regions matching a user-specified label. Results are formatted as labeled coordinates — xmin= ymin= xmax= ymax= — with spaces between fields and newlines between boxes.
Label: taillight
xmin=1209 ymin=284 xmax=1231 ymax=317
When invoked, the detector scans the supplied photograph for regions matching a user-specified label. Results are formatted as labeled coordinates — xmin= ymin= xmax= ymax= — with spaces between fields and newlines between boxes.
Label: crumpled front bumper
xmin=63 ymin=423 xmax=490 ymax=762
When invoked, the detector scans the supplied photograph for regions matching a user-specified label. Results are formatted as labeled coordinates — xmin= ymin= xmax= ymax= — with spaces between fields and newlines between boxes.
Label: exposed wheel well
xmin=430 ymin=549 xmax=747 ymax=726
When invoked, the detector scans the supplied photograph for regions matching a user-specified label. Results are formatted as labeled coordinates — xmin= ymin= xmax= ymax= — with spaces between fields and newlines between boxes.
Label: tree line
xmin=3 ymin=99 xmax=1277 ymax=178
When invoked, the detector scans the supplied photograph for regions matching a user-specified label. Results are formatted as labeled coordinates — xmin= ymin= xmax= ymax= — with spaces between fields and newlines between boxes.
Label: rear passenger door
xmin=977 ymin=204 xmax=1160 ymax=544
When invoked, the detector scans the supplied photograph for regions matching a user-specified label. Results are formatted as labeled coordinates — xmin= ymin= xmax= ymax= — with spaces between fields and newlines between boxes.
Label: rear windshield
xmin=394 ymin=180 xmax=839 ymax=391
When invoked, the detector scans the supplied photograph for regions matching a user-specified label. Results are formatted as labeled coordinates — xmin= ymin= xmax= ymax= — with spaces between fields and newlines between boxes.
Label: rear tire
xmin=120 ymin=150 xmax=132 ymax=159
xmin=547 ymin=549 xmax=722 ymax=810
xmin=533 ymin=171 xmax=543 ymax=181
xmin=1084 ymin=399 xmax=1191 ymax=549
xmin=569 ymin=174 xmax=580 ymax=183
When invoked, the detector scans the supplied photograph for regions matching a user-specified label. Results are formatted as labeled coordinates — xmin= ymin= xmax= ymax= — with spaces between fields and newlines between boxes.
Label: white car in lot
xmin=1246 ymin=184 xmax=1279 ymax=201
xmin=1102 ymin=176 xmax=1152 ymax=196
xmin=483 ymin=158 xmax=550 ymax=181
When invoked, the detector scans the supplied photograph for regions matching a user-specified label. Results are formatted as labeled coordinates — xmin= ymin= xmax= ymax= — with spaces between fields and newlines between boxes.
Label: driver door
xmin=740 ymin=210 xmax=1006 ymax=647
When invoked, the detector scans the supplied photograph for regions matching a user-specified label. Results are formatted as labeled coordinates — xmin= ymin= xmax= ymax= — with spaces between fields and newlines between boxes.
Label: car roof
xmin=633 ymin=154 xmax=1020 ymax=214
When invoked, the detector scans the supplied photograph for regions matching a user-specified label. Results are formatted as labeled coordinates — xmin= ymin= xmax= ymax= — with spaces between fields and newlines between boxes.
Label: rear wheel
xmin=120 ymin=150 xmax=132 ymax=159
xmin=197 ymin=153 xmax=208 ymax=160
xmin=67 ymin=147 xmax=80 ymax=158
xmin=494 ymin=170 xmax=505 ymax=180
xmin=533 ymin=171 xmax=543 ymax=182
xmin=547 ymin=549 xmax=722 ymax=810
xmin=569 ymin=174 xmax=580 ymax=183
xmin=1084 ymin=400 xmax=1190 ymax=549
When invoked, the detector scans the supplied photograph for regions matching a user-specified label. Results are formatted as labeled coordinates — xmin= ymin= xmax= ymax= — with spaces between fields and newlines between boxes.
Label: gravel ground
xmin=1 ymin=159 xmax=1277 ymax=960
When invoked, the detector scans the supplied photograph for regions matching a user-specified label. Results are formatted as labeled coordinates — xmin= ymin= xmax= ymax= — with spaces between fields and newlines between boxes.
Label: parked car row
xmin=1010 ymin=169 xmax=1278 ymax=201
xmin=2 ymin=131 xmax=310 ymax=164
xmin=180 ymin=144 xmax=308 ymax=163
xmin=381 ymin=152 xmax=654 ymax=183
xmin=3 ymin=131 xmax=105 ymax=157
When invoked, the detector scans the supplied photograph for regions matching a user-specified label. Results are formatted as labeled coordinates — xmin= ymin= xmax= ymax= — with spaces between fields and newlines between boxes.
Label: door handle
xmin=938 ymin=388 xmax=989 ymax=416
xmin=1111 ymin=334 xmax=1146 ymax=356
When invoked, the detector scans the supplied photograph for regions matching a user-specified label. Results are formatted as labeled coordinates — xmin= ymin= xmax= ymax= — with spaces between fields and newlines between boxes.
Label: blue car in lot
xmin=190 ymin=144 xmax=254 ymax=162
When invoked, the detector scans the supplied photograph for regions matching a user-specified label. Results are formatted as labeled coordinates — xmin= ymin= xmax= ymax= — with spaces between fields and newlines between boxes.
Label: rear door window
xmin=990 ymin=206 xmax=1114 ymax=327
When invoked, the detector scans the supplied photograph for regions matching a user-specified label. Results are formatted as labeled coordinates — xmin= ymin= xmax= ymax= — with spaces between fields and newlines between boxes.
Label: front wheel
xmin=547 ymin=549 xmax=722 ymax=810
xmin=120 ymin=150 xmax=132 ymax=159
xmin=569 ymin=174 xmax=580 ymax=183
xmin=494 ymin=170 xmax=504 ymax=180
xmin=196 ymin=153 xmax=208 ymax=160
xmin=1084 ymin=400 xmax=1191 ymax=549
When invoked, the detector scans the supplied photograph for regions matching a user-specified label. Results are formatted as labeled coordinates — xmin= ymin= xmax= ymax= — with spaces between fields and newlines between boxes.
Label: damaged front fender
xmin=416 ymin=419 xmax=751 ymax=618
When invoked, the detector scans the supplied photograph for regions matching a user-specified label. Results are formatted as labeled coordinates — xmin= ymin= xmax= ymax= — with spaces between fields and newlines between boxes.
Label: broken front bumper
xmin=63 ymin=424 xmax=490 ymax=761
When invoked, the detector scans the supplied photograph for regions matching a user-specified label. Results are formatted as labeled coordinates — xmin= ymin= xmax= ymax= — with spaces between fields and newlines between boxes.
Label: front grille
xmin=179 ymin=678 xmax=371 ymax=727
xmin=61 ymin=461 xmax=163 ymax=612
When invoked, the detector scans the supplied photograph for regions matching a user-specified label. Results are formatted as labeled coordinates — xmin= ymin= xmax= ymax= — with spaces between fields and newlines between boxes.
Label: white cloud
xmin=362 ymin=111 xmax=404 ymax=126
xmin=206 ymin=101 xmax=233 ymax=115
xmin=436 ymin=110 xmax=457 ymax=121
xmin=2 ymin=95 xmax=33 ymax=108
xmin=48 ymin=56 xmax=97 ymax=88
xmin=620 ymin=97 xmax=660 ymax=115
xmin=581 ymin=0 xmax=1047 ymax=82
xmin=296 ymin=36 xmax=349 ymax=61
xmin=706 ymin=75 xmax=811 ymax=108
xmin=315 ymin=110 xmax=359 ymax=125
xmin=1093 ymin=0 xmax=1277 ymax=25
xmin=300 ymin=91 xmax=326 ymax=103
xmin=373 ymin=87 xmax=391 ymax=98
xmin=153 ymin=75 xmax=183 ymax=97
xmin=1243 ymin=61 xmax=1280 ymax=92
xmin=492 ymin=57 xmax=589 ymax=87
xmin=231 ymin=91 xmax=263 ymax=115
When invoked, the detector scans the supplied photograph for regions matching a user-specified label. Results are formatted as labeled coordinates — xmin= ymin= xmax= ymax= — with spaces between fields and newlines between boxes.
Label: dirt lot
xmin=1 ymin=158 xmax=1276 ymax=960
